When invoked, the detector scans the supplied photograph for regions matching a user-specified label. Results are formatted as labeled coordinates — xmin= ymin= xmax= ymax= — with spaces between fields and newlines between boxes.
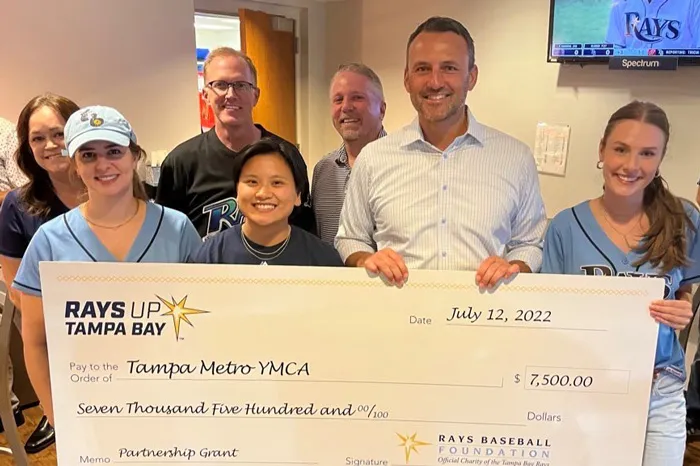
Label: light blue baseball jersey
xmin=542 ymin=200 xmax=700 ymax=380
xmin=607 ymin=0 xmax=700 ymax=49
xmin=13 ymin=201 xmax=203 ymax=297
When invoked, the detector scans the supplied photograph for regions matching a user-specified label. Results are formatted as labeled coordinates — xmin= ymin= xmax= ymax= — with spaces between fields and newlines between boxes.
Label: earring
xmin=596 ymin=161 xmax=603 ymax=169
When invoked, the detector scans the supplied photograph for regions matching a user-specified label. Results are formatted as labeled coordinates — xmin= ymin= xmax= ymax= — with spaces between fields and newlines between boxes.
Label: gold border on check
xmin=55 ymin=275 xmax=648 ymax=296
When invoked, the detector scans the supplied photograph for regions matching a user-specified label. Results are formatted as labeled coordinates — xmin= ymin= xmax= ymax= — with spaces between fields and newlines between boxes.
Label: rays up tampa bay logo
xmin=64 ymin=295 xmax=210 ymax=340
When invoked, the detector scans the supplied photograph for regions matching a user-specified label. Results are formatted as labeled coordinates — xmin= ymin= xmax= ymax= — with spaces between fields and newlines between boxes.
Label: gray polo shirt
xmin=311 ymin=129 xmax=387 ymax=244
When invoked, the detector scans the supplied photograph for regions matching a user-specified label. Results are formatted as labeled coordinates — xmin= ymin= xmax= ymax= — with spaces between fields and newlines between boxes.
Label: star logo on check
xmin=397 ymin=432 xmax=430 ymax=463
xmin=156 ymin=295 xmax=210 ymax=341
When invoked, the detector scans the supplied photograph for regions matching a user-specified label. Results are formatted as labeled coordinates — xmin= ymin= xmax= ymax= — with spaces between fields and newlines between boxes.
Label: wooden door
xmin=239 ymin=8 xmax=297 ymax=145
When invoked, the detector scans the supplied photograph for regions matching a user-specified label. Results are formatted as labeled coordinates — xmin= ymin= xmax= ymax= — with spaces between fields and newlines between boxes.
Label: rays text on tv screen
xmin=547 ymin=0 xmax=700 ymax=62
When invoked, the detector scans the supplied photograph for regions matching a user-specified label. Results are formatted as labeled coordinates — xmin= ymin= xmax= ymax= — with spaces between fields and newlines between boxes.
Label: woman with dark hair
xmin=190 ymin=138 xmax=342 ymax=266
xmin=12 ymin=105 xmax=202 ymax=430
xmin=0 ymin=93 xmax=84 ymax=453
xmin=0 ymin=93 xmax=83 ymax=307
xmin=542 ymin=101 xmax=700 ymax=465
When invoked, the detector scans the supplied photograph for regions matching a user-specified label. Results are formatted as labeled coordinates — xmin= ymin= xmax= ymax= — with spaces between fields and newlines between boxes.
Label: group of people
xmin=0 ymin=14 xmax=698 ymax=466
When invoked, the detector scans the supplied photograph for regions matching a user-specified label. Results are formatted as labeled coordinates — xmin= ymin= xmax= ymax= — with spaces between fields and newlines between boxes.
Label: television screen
xmin=547 ymin=0 xmax=700 ymax=62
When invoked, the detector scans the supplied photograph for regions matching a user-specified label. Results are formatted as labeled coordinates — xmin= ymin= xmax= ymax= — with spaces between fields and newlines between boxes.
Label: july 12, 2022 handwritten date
xmin=446 ymin=307 xmax=552 ymax=324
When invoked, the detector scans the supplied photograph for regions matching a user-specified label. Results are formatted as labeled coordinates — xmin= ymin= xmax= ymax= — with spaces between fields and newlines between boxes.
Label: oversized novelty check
xmin=40 ymin=263 xmax=663 ymax=466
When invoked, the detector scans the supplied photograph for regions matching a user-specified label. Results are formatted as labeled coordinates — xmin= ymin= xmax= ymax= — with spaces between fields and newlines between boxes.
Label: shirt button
xmin=442 ymin=218 xmax=447 ymax=224
xmin=442 ymin=252 xmax=447 ymax=258
xmin=442 ymin=154 xmax=448 ymax=160
xmin=442 ymin=185 xmax=447 ymax=191
xmin=622 ymin=258 xmax=629 ymax=265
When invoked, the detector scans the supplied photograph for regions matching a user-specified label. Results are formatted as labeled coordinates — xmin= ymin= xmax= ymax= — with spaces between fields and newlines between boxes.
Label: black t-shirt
xmin=155 ymin=125 xmax=316 ymax=240
xmin=0 ymin=189 xmax=69 ymax=258
xmin=189 ymin=224 xmax=344 ymax=267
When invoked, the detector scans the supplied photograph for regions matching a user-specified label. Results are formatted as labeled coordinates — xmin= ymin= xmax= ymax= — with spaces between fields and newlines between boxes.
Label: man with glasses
xmin=311 ymin=63 xmax=387 ymax=245
xmin=156 ymin=47 xmax=315 ymax=240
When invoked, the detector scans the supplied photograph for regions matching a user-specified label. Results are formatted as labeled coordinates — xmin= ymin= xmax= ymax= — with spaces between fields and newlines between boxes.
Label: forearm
xmin=346 ymin=251 xmax=372 ymax=267
xmin=23 ymin=341 xmax=53 ymax=425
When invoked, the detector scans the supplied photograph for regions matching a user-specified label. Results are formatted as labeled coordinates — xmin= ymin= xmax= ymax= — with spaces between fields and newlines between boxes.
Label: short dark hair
xmin=406 ymin=16 xmax=476 ymax=69
xmin=232 ymin=138 xmax=306 ymax=197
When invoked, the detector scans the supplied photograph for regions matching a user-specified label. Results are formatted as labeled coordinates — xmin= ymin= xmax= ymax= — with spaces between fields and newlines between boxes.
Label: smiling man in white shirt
xmin=335 ymin=16 xmax=547 ymax=289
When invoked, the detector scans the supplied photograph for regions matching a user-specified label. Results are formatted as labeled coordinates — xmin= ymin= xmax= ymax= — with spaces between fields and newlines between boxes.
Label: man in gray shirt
xmin=311 ymin=63 xmax=387 ymax=244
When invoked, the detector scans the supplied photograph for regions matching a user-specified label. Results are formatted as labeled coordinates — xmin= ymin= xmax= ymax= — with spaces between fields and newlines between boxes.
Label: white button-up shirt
xmin=335 ymin=109 xmax=547 ymax=272
xmin=0 ymin=117 xmax=28 ymax=192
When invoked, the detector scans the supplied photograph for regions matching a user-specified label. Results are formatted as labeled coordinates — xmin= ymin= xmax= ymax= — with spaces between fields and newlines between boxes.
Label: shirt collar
xmin=400 ymin=107 xmax=485 ymax=149
xmin=335 ymin=127 xmax=388 ymax=167
xmin=335 ymin=145 xmax=349 ymax=166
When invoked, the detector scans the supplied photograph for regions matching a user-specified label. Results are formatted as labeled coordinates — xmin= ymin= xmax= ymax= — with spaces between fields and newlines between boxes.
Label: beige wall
xmin=322 ymin=0 xmax=700 ymax=218
xmin=0 ymin=0 xmax=202 ymax=160
xmin=4 ymin=0 xmax=697 ymax=214
xmin=0 ymin=0 xmax=331 ymax=171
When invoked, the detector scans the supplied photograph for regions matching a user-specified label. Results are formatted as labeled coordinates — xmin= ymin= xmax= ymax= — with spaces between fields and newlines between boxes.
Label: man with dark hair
xmin=336 ymin=16 xmax=546 ymax=289
xmin=155 ymin=47 xmax=315 ymax=241
xmin=312 ymin=63 xmax=387 ymax=244
xmin=406 ymin=16 xmax=477 ymax=69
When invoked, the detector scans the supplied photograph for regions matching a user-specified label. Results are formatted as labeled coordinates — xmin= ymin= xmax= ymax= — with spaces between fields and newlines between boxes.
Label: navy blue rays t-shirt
xmin=190 ymin=224 xmax=343 ymax=267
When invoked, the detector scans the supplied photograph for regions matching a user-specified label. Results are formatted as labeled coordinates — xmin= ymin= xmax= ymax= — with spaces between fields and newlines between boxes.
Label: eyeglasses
xmin=206 ymin=80 xmax=256 ymax=96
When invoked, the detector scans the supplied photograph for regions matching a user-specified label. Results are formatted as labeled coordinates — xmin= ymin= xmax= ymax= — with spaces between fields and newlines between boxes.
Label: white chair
xmin=0 ymin=282 xmax=29 ymax=465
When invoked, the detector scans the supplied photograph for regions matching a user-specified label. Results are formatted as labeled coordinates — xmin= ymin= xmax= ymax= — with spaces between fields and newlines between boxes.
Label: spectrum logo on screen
xmin=63 ymin=295 xmax=210 ymax=340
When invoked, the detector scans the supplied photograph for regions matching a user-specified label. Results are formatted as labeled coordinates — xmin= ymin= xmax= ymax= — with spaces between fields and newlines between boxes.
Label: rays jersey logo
xmin=624 ymin=12 xmax=681 ymax=43
xmin=203 ymin=197 xmax=241 ymax=240
xmin=580 ymin=265 xmax=673 ymax=299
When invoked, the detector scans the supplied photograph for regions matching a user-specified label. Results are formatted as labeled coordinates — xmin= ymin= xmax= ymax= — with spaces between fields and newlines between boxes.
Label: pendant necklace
xmin=84 ymin=200 xmax=140 ymax=230
xmin=600 ymin=202 xmax=643 ymax=249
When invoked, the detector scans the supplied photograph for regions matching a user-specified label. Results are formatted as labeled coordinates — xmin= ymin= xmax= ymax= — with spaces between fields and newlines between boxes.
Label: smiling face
xmin=74 ymin=141 xmax=138 ymax=199
xmin=236 ymin=152 xmax=301 ymax=230
xmin=202 ymin=55 xmax=259 ymax=129
xmin=599 ymin=119 xmax=666 ymax=200
xmin=404 ymin=31 xmax=477 ymax=124
xmin=330 ymin=71 xmax=385 ymax=143
xmin=27 ymin=106 xmax=70 ymax=175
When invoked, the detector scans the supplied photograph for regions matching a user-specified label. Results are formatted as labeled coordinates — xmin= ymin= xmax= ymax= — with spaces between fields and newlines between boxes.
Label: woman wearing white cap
xmin=12 ymin=105 xmax=203 ymax=426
